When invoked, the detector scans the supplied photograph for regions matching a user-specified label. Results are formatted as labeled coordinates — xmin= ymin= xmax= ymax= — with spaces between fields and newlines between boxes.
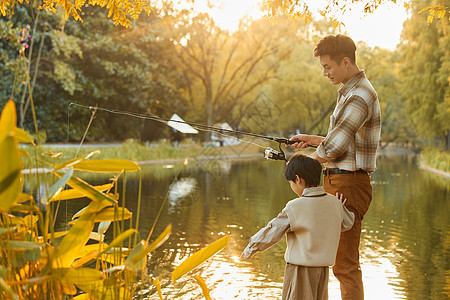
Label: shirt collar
xmin=338 ymin=70 xmax=366 ymax=98
xmin=301 ymin=186 xmax=327 ymax=197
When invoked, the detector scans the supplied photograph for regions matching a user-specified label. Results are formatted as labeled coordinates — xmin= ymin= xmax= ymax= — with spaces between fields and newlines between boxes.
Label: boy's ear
xmin=295 ymin=175 xmax=301 ymax=183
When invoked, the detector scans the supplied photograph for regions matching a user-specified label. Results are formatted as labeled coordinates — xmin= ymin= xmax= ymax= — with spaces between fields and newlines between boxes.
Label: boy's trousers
xmin=282 ymin=264 xmax=329 ymax=300
xmin=323 ymin=171 xmax=372 ymax=300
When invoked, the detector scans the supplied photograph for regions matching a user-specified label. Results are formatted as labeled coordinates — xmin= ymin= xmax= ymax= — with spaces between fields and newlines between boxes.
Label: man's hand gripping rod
xmin=264 ymin=138 xmax=317 ymax=162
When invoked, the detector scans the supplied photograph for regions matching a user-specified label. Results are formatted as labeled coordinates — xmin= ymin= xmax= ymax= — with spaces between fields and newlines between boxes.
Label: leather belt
xmin=323 ymin=169 xmax=367 ymax=175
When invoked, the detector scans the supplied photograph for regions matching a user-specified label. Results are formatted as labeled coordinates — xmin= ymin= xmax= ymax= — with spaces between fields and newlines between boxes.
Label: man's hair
xmin=284 ymin=153 xmax=322 ymax=187
xmin=314 ymin=34 xmax=356 ymax=65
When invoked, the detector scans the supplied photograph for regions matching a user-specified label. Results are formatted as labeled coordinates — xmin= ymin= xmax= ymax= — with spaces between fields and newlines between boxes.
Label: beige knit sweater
xmin=242 ymin=186 xmax=354 ymax=267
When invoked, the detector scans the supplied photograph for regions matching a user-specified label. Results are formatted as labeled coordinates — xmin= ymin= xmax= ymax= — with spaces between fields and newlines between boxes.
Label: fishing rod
xmin=69 ymin=103 xmax=316 ymax=162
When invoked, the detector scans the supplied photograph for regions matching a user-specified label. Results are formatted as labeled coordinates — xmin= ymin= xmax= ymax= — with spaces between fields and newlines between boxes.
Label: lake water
xmin=55 ymin=153 xmax=449 ymax=299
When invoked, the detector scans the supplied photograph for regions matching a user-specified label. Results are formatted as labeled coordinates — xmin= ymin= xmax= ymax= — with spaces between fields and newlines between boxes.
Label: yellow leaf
xmin=54 ymin=213 xmax=95 ymax=267
xmin=72 ymin=250 xmax=99 ymax=268
xmin=154 ymin=278 xmax=163 ymax=300
xmin=53 ymin=150 xmax=100 ymax=171
xmin=51 ymin=183 xmax=113 ymax=202
xmin=61 ymin=281 xmax=77 ymax=295
xmin=0 ymin=101 xmax=22 ymax=211
xmin=0 ymin=100 xmax=16 ymax=144
xmin=60 ymin=175 xmax=117 ymax=204
xmin=419 ymin=6 xmax=433 ymax=14
xmin=15 ymin=127 xmax=34 ymax=144
xmin=94 ymin=207 xmax=132 ymax=222
xmin=72 ymin=294 xmax=90 ymax=300
xmin=96 ymin=229 xmax=136 ymax=258
xmin=23 ymin=214 xmax=39 ymax=227
xmin=126 ymin=225 xmax=171 ymax=268
xmin=73 ymin=159 xmax=140 ymax=173
xmin=194 ymin=275 xmax=212 ymax=300
xmin=172 ymin=235 xmax=230 ymax=281
xmin=53 ymin=267 xmax=104 ymax=285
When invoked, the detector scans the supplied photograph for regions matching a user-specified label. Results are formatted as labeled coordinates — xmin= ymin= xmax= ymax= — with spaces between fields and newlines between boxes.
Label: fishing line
xmin=68 ymin=102 xmax=297 ymax=149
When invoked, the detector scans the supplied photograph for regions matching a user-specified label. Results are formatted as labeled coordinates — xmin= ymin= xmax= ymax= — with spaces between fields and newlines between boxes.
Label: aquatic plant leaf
xmin=125 ymin=225 xmax=171 ymax=270
xmin=146 ymin=225 xmax=172 ymax=253
xmin=96 ymin=229 xmax=137 ymax=258
xmin=98 ymin=221 xmax=111 ymax=235
xmin=0 ymin=100 xmax=15 ymax=144
xmin=1 ymin=240 xmax=43 ymax=250
xmin=0 ymin=169 xmax=20 ymax=195
xmin=53 ymin=150 xmax=101 ymax=171
xmin=71 ymin=251 xmax=99 ymax=268
xmin=153 ymin=278 xmax=163 ymax=300
xmin=40 ymin=168 xmax=73 ymax=204
xmin=0 ymin=277 xmax=19 ymax=300
xmin=124 ymin=240 xmax=146 ymax=271
xmin=53 ymin=267 xmax=104 ymax=285
xmin=1 ymin=213 xmax=25 ymax=225
xmin=51 ymin=183 xmax=113 ymax=202
xmin=93 ymin=207 xmax=132 ymax=222
xmin=73 ymin=159 xmax=140 ymax=173
xmin=16 ymin=193 xmax=33 ymax=203
xmin=15 ymin=127 xmax=34 ymax=144
xmin=0 ymin=227 xmax=17 ymax=235
xmin=54 ymin=212 xmax=95 ymax=268
xmin=61 ymin=281 xmax=78 ymax=295
xmin=172 ymin=235 xmax=230 ymax=281
xmin=194 ymin=275 xmax=212 ymax=300
xmin=9 ymin=204 xmax=40 ymax=213
xmin=23 ymin=214 xmax=39 ymax=228
xmin=61 ymin=175 xmax=117 ymax=204
xmin=103 ymin=265 xmax=125 ymax=273
xmin=72 ymin=199 xmax=115 ymax=220
xmin=72 ymin=293 xmax=92 ymax=299
xmin=0 ymin=137 xmax=22 ymax=211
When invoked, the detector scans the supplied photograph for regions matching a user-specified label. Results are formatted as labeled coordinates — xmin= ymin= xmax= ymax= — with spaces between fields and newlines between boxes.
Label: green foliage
xmin=398 ymin=0 xmax=450 ymax=149
xmin=421 ymin=148 xmax=450 ymax=173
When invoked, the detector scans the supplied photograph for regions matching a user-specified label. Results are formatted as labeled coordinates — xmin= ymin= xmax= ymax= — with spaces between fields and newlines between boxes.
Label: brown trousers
xmin=282 ymin=264 xmax=329 ymax=300
xmin=323 ymin=172 xmax=372 ymax=300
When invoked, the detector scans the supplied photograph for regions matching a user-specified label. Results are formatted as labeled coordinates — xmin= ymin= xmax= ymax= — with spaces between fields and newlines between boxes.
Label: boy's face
xmin=319 ymin=55 xmax=352 ymax=85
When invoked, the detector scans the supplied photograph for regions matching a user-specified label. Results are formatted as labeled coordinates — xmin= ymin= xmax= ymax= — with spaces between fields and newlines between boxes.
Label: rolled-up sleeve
xmin=241 ymin=209 xmax=290 ymax=259
xmin=317 ymin=96 xmax=369 ymax=161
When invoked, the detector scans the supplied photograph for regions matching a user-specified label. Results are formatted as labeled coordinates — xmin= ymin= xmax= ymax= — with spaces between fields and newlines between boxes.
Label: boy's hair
xmin=314 ymin=34 xmax=356 ymax=65
xmin=284 ymin=153 xmax=322 ymax=187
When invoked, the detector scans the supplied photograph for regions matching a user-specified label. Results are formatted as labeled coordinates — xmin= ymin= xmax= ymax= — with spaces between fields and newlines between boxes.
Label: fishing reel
xmin=264 ymin=144 xmax=287 ymax=162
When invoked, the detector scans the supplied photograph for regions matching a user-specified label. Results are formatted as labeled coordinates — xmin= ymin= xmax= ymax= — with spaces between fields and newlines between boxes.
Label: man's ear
xmin=343 ymin=57 xmax=351 ymax=67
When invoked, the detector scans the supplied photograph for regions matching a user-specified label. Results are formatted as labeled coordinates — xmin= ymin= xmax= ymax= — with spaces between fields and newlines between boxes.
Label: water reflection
xmin=55 ymin=154 xmax=449 ymax=299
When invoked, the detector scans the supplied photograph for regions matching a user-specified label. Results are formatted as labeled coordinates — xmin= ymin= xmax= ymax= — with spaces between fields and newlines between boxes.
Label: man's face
xmin=319 ymin=55 xmax=349 ymax=85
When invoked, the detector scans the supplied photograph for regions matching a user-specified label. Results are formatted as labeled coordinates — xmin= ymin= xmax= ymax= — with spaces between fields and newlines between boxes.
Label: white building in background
xmin=211 ymin=123 xmax=241 ymax=146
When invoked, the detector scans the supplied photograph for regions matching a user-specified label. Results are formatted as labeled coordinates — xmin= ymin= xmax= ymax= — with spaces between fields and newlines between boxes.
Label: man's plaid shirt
xmin=316 ymin=70 xmax=381 ymax=172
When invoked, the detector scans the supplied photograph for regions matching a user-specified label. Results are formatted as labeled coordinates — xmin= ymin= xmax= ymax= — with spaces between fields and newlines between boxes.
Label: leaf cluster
xmin=0 ymin=100 xmax=230 ymax=299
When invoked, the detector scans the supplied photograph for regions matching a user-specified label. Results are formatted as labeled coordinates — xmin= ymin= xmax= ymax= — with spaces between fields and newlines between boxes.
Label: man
xmin=289 ymin=34 xmax=381 ymax=300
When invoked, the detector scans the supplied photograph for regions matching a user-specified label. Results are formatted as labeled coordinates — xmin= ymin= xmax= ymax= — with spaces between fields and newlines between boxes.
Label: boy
xmin=241 ymin=153 xmax=354 ymax=300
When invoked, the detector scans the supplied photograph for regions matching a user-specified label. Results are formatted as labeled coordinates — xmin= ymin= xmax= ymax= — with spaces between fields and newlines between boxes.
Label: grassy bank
xmin=21 ymin=140 xmax=267 ymax=169
xmin=421 ymin=148 xmax=450 ymax=173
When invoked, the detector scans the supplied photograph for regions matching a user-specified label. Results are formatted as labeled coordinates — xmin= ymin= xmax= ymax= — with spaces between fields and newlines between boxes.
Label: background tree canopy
xmin=0 ymin=0 xmax=449 ymax=150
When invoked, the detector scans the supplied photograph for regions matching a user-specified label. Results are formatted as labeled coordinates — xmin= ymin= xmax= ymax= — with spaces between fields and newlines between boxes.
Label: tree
xmin=398 ymin=0 xmax=450 ymax=150
xmin=168 ymin=12 xmax=291 ymax=139
xmin=1 ymin=0 xmax=152 ymax=28
xmin=260 ymin=0 xmax=448 ymax=26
